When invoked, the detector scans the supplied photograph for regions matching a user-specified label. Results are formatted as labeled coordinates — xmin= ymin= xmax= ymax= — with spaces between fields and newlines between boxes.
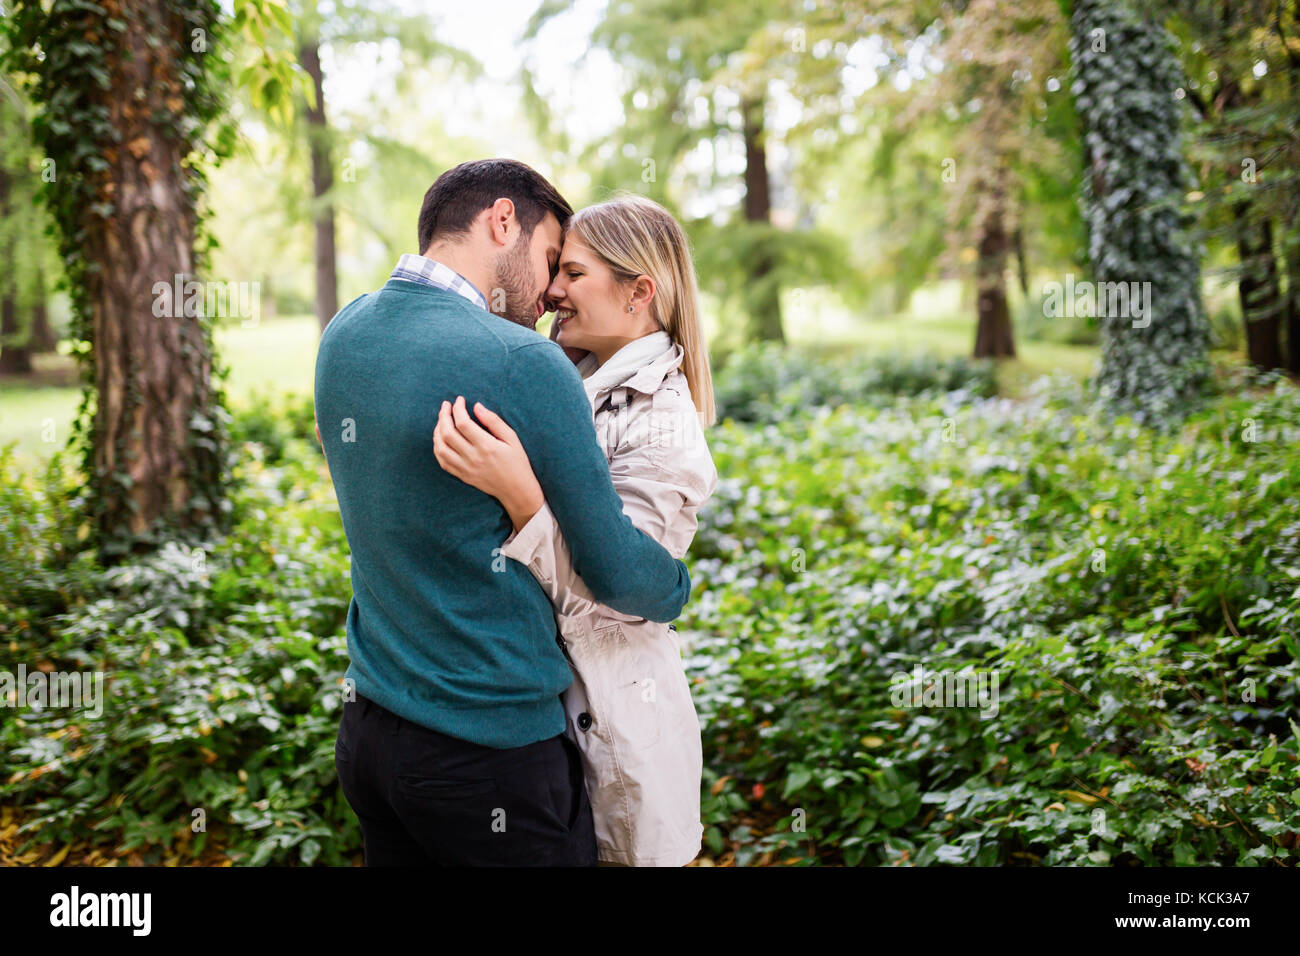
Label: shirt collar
xmin=391 ymin=254 xmax=488 ymax=311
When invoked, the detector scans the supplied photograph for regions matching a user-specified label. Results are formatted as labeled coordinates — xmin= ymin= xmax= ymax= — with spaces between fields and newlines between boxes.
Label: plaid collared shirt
xmin=391 ymin=253 xmax=488 ymax=311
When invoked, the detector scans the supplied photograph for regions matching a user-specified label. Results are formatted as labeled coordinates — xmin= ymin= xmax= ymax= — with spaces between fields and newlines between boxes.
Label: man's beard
xmin=491 ymin=233 xmax=540 ymax=329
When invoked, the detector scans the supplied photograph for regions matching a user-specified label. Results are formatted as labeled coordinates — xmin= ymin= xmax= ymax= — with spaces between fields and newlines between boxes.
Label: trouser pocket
xmin=553 ymin=731 xmax=587 ymax=833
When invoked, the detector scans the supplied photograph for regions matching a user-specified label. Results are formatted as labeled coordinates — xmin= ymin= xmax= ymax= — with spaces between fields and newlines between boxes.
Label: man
xmin=314 ymin=159 xmax=692 ymax=866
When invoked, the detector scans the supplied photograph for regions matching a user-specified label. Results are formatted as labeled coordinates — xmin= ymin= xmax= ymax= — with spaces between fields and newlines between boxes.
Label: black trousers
xmin=334 ymin=692 xmax=597 ymax=866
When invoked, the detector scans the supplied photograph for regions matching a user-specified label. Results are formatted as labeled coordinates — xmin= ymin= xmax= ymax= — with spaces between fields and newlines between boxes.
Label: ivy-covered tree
xmin=2 ymin=0 xmax=299 ymax=558
xmin=1068 ymin=0 xmax=1212 ymax=425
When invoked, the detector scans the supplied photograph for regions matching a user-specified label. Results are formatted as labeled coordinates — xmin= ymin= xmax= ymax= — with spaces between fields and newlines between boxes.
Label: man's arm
xmin=501 ymin=501 xmax=646 ymax=623
xmin=497 ymin=341 xmax=690 ymax=622
xmin=500 ymin=419 xmax=717 ymax=622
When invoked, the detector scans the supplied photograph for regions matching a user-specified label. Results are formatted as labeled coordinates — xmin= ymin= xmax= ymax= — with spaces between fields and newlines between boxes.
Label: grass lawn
xmin=0 ymin=315 xmax=322 ymax=466
xmin=0 ymin=382 xmax=83 ymax=459
xmin=782 ymin=281 xmax=1100 ymax=395
xmin=217 ymin=313 xmax=320 ymax=400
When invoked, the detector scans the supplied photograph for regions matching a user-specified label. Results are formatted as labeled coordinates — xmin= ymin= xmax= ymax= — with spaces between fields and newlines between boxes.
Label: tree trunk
xmin=0 ymin=160 xmax=32 ymax=374
xmin=0 ymin=300 xmax=33 ymax=374
xmin=300 ymin=39 xmax=338 ymax=333
xmin=1070 ymin=0 xmax=1210 ymax=425
xmin=1287 ymin=240 xmax=1300 ymax=376
xmin=28 ymin=266 xmax=57 ymax=353
xmin=973 ymin=172 xmax=1016 ymax=358
xmin=1235 ymin=213 xmax=1284 ymax=369
xmin=29 ymin=295 xmax=56 ymax=353
xmin=742 ymin=96 xmax=784 ymax=343
xmin=1209 ymin=74 xmax=1283 ymax=370
xmin=1013 ymin=223 xmax=1029 ymax=296
xmin=87 ymin=1 xmax=223 ymax=550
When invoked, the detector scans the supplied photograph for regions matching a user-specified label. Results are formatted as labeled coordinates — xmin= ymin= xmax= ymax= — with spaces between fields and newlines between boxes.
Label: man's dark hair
xmin=417 ymin=159 xmax=573 ymax=252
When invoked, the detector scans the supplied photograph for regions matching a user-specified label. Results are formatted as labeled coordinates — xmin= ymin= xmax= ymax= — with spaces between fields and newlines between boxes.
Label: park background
xmin=1 ymin=0 xmax=1298 ymax=866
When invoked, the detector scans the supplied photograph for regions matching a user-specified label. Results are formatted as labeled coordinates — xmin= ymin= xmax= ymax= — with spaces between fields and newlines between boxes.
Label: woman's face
xmin=546 ymin=237 xmax=649 ymax=364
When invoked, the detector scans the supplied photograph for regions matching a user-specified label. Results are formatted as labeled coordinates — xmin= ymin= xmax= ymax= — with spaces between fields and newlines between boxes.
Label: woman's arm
xmin=433 ymin=396 xmax=544 ymax=533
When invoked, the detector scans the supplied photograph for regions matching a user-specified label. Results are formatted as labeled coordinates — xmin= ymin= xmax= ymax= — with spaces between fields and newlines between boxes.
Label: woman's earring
xmin=627 ymin=305 xmax=635 ymax=313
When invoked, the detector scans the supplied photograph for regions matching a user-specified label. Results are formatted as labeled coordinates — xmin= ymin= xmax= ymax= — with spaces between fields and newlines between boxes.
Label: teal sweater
xmin=314 ymin=280 xmax=691 ymax=749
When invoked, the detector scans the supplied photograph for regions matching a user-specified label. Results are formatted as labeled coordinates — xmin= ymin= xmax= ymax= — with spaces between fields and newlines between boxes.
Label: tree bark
xmin=973 ymin=171 xmax=1016 ymax=358
xmin=87 ymin=0 xmax=222 ymax=547
xmin=300 ymin=38 xmax=339 ymax=333
xmin=742 ymin=96 xmax=784 ymax=343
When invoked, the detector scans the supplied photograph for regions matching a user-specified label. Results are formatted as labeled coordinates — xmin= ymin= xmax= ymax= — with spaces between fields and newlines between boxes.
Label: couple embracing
xmin=314 ymin=158 xmax=718 ymax=866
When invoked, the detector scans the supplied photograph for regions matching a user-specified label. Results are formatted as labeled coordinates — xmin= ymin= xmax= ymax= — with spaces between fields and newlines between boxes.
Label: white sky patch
xmin=317 ymin=0 xmax=625 ymax=157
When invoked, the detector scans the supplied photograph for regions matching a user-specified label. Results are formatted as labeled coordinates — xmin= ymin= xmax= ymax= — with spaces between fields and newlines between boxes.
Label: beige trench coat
xmin=500 ymin=338 xmax=717 ymax=866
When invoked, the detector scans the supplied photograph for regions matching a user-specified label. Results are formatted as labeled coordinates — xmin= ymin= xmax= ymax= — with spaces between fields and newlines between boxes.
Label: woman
xmin=432 ymin=194 xmax=717 ymax=866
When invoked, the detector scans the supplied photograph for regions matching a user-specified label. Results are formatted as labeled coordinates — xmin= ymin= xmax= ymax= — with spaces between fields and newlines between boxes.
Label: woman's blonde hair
xmin=566 ymin=194 xmax=716 ymax=427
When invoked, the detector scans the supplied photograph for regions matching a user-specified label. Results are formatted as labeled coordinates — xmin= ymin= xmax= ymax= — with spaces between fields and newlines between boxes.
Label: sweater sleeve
xmin=492 ymin=340 xmax=691 ymax=623
xmin=499 ymin=501 xmax=623 ymax=621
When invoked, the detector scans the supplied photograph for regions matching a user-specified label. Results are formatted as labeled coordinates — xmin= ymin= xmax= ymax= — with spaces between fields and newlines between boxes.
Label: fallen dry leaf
xmin=42 ymin=844 xmax=71 ymax=867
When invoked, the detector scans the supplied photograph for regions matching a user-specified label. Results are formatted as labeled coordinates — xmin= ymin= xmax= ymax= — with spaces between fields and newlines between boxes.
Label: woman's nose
xmin=546 ymin=275 xmax=566 ymax=301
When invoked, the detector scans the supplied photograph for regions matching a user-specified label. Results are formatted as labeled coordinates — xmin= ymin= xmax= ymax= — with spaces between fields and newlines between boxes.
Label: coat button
xmin=577 ymin=712 xmax=593 ymax=731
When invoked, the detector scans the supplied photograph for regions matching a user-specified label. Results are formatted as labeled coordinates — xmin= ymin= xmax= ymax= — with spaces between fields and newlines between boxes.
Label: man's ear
xmin=486 ymin=197 xmax=516 ymax=248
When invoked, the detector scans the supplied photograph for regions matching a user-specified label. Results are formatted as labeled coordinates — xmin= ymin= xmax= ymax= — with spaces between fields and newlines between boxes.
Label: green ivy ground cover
xmin=2 ymin=362 xmax=1297 ymax=866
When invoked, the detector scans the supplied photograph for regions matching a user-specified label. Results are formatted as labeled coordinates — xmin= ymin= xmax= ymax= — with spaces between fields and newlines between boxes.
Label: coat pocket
xmin=585 ymin=622 xmax=663 ymax=752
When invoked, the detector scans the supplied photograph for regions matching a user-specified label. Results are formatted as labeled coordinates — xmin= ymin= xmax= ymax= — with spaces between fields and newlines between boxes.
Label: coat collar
xmin=579 ymin=332 xmax=685 ymax=401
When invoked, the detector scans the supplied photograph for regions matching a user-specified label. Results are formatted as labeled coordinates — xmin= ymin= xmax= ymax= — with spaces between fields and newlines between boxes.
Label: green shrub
xmin=683 ymin=370 xmax=1300 ymax=865
xmin=0 ymin=445 xmax=357 ymax=865
xmin=1206 ymin=300 xmax=1244 ymax=353
xmin=712 ymin=342 xmax=998 ymax=425
xmin=228 ymin=390 xmax=319 ymax=466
